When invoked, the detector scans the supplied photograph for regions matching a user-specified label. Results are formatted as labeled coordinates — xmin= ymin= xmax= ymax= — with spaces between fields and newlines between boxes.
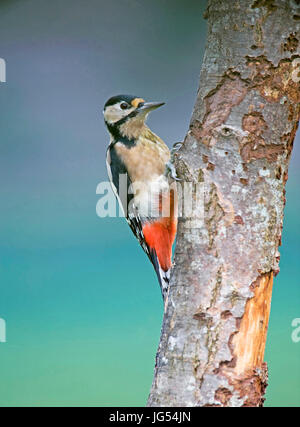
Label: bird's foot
xmin=165 ymin=160 xmax=181 ymax=181
xmin=170 ymin=141 xmax=183 ymax=155
xmin=165 ymin=142 xmax=183 ymax=181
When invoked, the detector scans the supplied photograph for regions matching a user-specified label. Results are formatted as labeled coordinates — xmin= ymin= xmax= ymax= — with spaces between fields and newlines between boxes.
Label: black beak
xmin=137 ymin=102 xmax=165 ymax=113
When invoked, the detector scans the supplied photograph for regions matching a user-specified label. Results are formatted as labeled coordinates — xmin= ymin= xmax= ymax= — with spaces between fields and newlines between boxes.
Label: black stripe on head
xmin=104 ymin=94 xmax=143 ymax=144
xmin=104 ymin=94 xmax=138 ymax=109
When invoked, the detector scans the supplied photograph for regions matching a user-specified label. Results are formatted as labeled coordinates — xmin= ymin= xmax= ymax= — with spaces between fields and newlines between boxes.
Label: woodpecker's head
xmin=103 ymin=94 xmax=164 ymax=140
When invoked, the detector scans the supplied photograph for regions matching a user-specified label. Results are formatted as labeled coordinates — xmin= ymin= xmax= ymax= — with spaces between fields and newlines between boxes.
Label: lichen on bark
xmin=148 ymin=0 xmax=299 ymax=407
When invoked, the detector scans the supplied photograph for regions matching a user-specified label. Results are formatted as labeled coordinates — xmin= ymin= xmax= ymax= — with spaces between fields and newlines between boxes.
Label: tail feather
xmin=158 ymin=264 xmax=170 ymax=300
xmin=148 ymin=248 xmax=170 ymax=300
xmin=141 ymin=187 xmax=177 ymax=300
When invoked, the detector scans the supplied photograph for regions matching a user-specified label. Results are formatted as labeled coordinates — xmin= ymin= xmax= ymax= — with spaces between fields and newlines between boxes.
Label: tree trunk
xmin=148 ymin=0 xmax=300 ymax=407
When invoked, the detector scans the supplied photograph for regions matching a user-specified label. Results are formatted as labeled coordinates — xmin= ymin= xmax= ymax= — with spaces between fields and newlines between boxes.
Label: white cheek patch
xmin=104 ymin=104 xmax=134 ymax=124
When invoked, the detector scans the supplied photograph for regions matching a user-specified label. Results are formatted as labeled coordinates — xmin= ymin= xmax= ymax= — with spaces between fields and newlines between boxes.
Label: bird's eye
xmin=120 ymin=102 xmax=129 ymax=110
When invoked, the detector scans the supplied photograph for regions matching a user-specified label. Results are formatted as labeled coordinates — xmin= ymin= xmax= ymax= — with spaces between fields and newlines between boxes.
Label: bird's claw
xmin=165 ymin=160 xmax=181 ymax=181
xmin=165 ymin=142 xmax=183 ymax=181
xmin=171 ymin=141 xmax=183 ymax=155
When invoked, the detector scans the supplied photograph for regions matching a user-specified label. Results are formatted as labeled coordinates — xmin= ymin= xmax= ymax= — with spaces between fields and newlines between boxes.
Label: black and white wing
xmin=106 ymin=143 xmax=150 ymax=257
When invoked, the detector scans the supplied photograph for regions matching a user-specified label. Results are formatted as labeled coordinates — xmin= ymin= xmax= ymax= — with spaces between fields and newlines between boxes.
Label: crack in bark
xmin=205 ymin=185 xmax=225 ymax=249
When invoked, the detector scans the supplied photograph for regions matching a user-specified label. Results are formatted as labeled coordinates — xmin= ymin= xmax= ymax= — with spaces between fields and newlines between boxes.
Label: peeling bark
xmin=148 ymin=0 xmax=300 ymax=407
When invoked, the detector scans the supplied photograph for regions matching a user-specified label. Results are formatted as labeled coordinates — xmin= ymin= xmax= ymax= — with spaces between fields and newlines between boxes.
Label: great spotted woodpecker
xmin=103 ymin=95 xmax=178 ymax=300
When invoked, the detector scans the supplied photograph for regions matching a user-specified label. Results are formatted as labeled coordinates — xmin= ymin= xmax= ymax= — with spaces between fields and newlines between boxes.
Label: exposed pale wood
xmin=232 ymin=272 xmax=274 ymax=376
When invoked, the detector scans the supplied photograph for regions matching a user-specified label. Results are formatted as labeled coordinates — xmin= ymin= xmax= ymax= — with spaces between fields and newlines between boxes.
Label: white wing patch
xmin=106 ymin=146 xmax=126 ymax=217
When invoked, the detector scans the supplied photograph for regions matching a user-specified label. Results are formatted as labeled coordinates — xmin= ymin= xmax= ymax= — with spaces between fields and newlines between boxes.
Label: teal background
xmin=0 ymin=0 xmax=299 ymax=407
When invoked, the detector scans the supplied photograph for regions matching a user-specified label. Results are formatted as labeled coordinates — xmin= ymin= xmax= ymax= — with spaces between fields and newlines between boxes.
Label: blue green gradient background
xmin=0 ymin=0 xmax=299 ymax=407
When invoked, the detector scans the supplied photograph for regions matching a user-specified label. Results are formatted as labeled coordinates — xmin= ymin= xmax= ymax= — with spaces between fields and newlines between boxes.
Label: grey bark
xmin=148 ymin=0 xmax=300 ymax=407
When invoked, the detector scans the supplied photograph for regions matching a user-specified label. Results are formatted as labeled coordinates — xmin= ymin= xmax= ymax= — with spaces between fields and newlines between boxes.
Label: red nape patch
xmin=142 ymin=218 xmax=177 ymax=271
